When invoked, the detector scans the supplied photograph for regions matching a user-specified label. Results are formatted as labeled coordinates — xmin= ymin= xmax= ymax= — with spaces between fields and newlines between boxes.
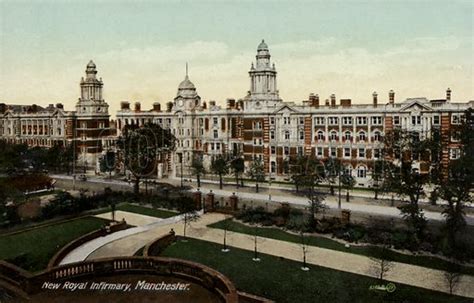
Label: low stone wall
xmin=25 ymin=256 xmax=239 ymax=303
xmin=143 ymin=231 xmax=176 ymax=257
xmin=47 ymin=220 xmax=129 ymax=268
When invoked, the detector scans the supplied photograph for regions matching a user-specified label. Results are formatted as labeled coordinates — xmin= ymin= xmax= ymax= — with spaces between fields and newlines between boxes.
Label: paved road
xmin=52 ymin=174 xmax=474 ymax=225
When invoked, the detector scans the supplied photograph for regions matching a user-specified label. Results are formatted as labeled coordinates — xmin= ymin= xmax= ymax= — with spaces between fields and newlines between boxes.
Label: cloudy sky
xmin=0 ymin=0 xmax=472 ymax=116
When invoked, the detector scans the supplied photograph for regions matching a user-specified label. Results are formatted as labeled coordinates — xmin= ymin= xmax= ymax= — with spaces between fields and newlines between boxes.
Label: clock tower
xmin=173 ymin=64 xmax=201 ymax=111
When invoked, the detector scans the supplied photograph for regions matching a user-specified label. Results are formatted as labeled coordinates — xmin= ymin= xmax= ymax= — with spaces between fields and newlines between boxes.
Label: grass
xmin=0 ymin=216 xmax=110 ymax=272
xmin=161 ymin=238 xmax=470 ymax=303
xmin=93 ymin=203 xmax=178 ymax=219
xmin=208 ymin=219 xmax=474 ymax=275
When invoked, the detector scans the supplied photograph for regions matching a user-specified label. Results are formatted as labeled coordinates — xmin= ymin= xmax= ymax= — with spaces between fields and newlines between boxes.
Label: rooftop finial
xmin=186 ymin=62 xmax=188 ymax=78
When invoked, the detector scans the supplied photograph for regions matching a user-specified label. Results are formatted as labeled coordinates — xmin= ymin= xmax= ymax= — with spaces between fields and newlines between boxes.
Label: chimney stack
xmin=202 ymin=101 xmax=207 ymax=109
xmin=226 ymin=98 xmax=236 ymax=109
xmin=309 ymin=93 xmax=320 ymax=107
xmin=330 ymin=94 xmax=336 ymax=107
xmin=373 ymin=91 xmax=378 ymax=107
xmin=120 ymin=101 xmax=130 ymax=110
xmin=446 ymin=88 xmax=451 ymax=101
xmin=134 ymin=102 xmax=141 ymax=112
xmin=209 ymin=100 xmax=216 ymax=107
xmin=340 ymin=99 xmax=351 ymax=107
xmin=153 ymin=102 xmax=161 ymax=112
xmin=56 ymin=103 xmax=64 ymax=109
xmin=389 ymin=90 xmax=395 ymax=104
xmin=325 ymin=99 xmax=330 ymax=106
xmin=166 ymin=102 xmax=173 ymax=112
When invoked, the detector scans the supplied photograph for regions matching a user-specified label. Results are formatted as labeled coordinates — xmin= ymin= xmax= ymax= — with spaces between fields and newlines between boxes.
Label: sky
xmin=0 ymin=0 xmax=473 ymax=116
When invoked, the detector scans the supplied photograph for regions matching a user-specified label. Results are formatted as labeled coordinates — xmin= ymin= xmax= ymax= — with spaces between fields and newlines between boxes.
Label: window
xmin=344 ymin=148 xmax=351 ymax=158
xmin=393 ymin=116 xmax=400 ymax=125
xmin=254 ymin=121 xmax=262 ymax=130
xmin=373 ymin=131 xmax=381 ymax=142
xmin=213 ymin=129 xmax=218 ymax=138
xmin=344 ymin=131 xmax=351 ymax=141
xmin=371 ymin=116 xmax=382 ymax=125
xmin=411 ymin=116 xmax=421 ymax=125
xmin=271 ymin=161 xmax=276 ymax=173
xmin=284 ymin=146 xmax=289 ymax=155
xmin=271 ymin=146 xmax=276 ymax=154
xmin=317 ymin=147 xmax=323 ymax=157
xmin=342 ymin=117 xmax=352 ymax=125
xmin=284 ymin=130 xmax=290 ymax=140
xmin=357 ymin=166 xmax=367 ymax=178
xmin=433 ymin=115 xmax=440 ymax=125
xmin=216 ymin=143 xmax=220 ymax=150
xmin=358 ymin=131 xmax=366 ymax=141
xmin=358 ymin=148 xmax=366 ymax=158
xmin=283 ymin=117 xmax=291 ymax=125
xmin=451 ymin=114 xmax=464 ymax=125
xmin=451 ymin=130 xmax=461 ymax=142
xmin=328 ymin=117 xmax=339 ymax=125
xmin=450 ymin=148 xmax=461 ymax=159
xmin=270 ymin=117 xmax=275 ymax=125
xmin=344 ymin=166 xmax=352 ymax=177
xmin=356 ymin=117 xmax=367 ymax=125
xmin=299 ymin=130 xmax=304 ymax=140
xmin=299 ymin=117 xmax=304 ymax=125
xmin=317 ymin=130 xmax=324 ymax=141
xmin=270 ymin=130 xmax=275 ymax=140
xmin=210 ymin=143 xmax=215 ymax=150
xmin=330 ymin=147 xmax=337 ymax=158
xmin=330 ymin=131 xmax=338 ymax=141
xmin=253 ymin=138 xmax=263 ymax=145
xmin=213 ymin=117 xmax=218 ymax=125
xmin=314 ymin=117 xmax=325 ymax=125
xmin=297 ymin=146 xmax=304 ymax=156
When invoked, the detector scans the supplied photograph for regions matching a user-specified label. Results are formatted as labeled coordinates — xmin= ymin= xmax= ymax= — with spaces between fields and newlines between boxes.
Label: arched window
xmin=330 ymin=131 xmax=338 ymax=141
xmin=357 ymin=166 xmax=367 ymax=178
xmin=285 ymin=130 xmax=290 ymax=140
xmin=317 ymin=130 xmax=324 ymax=141
xmin=359 ymin=131 xmax=366 ymax=141
xmin=373 ymin=131 xmax=381 ymax=142
xmin=344 ymin=165 xmax=353 ymax=177
xmin=344 ymin=131 xmax=351 ymax=141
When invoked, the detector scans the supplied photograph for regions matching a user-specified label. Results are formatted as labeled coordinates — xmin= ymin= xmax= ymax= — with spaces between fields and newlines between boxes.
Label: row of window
xmin=268 ymin=130 xmax=383 ymax=142
xmin=314 ymin=116 xmax=383 ymax=126
xmin=267 ymin=146 xmax=382 ymax=160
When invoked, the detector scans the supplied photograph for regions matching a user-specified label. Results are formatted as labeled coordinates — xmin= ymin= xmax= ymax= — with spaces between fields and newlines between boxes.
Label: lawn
xmin=116 ymin=203 xmax=178 ymax=218
xmin=0 ymin=216 xmax=109 ymax=272
xmin=208 ymin=219 xmax=474 ymax=275
xmin=161 ymin=238 xmax=470 ymax=303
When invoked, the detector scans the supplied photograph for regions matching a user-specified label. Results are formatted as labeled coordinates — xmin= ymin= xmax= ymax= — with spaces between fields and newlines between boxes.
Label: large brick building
xmin=116 ymin=40 xmax=473 ymax=186
xmin=1 ymin=41 xmax=472 ymax=185
xmin=0 ymin=61 xmax=113 ymax=170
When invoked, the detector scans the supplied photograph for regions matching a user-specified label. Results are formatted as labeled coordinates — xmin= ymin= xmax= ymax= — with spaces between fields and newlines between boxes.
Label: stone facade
xmin=116 ymin=40 xmax=473 ymax=186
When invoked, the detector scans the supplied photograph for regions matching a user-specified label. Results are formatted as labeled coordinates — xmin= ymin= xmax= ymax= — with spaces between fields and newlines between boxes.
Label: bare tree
xmin=369 ymin=234 xmax=393 ymax=281
xmin=444 ymin=260 xmax=462 ymax=295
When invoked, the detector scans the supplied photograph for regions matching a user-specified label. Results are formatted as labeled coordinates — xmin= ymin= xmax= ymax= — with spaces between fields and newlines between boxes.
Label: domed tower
xmin=248 ymin=40 xmax=280 ymax=103
xmin=173 ymin=64 xmax=201 ymax=111
xmin=74 ymin=60 xmax=110 ymax=170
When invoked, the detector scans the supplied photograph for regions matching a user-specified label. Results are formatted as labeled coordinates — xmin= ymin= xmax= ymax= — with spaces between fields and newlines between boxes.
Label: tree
xmin=341 ymin=171 xmax=355 ymax=202
xmin=191 ymin=154 xmax=205 ymax=188
xmin=372 ymin=159 xmax=385 ymax=200
xmin=438 ymin=109 xmax=473 ymax=256
xmin=230 ymin=157 xmax=245 ymax=187
xmin=247 ymin=158 xmax=265 ymax=192
xmin=99 ymin=150 xmax=116 ymax=178
xmin=221 ymin=216 xmax=231 ymax=252
xmin=381 ymin=129 xmax=428 ymax=239
xmin=324 ymin=157 xmax=341 ymax=196
xmin=117 ymin=123 xmax=175 ymax=197
xmin=300 ymin=231 xmax=310 ymax=271
xmin=369 ymin=233 xmax=393 ymax=281
xmin=294 ymin=155 xmax=326 ymax=229
xmin=444 ymin=260 xmax=462 ymax=295
xmin=177 ymin=196 xmax=200 ymax=240
xmin=211 ymin=155 xmax=229 ymax=189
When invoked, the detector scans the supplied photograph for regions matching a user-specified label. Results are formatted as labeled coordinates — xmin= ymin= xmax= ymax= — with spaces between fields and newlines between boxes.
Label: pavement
xmin=57 ymin=211 xmax=474 ymax=298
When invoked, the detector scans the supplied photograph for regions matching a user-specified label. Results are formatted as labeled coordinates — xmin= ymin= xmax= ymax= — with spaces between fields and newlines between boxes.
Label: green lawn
xmin=115 ymin=203 xmax=178 ymax=218
xmin=208 ymin=219 xmax=474 ymax=275
xmin=0 ymin=216 xmax=109 ymax=272
xmin=161 ymin=238 xmax=470 ymax=303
